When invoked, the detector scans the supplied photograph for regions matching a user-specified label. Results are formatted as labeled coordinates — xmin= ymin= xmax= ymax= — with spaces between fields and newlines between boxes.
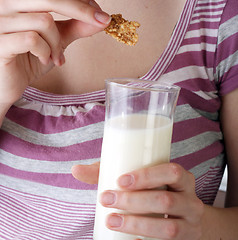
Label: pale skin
xmin=0 ymin=0 xmax=238 ymax=239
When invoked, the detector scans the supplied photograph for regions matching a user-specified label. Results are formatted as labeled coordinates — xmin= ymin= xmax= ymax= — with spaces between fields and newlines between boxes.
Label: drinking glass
xmin=93 ymin=78 xmax=180 ymax=240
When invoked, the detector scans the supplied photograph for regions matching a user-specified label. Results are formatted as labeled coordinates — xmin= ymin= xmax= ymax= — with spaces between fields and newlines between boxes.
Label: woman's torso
xmin=1 ymin=0 xmax=235 ymax=239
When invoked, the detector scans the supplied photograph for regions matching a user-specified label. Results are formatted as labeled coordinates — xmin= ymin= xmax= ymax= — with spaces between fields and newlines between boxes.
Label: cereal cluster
xmin=104 ymin=14 xmax=140 ymax=46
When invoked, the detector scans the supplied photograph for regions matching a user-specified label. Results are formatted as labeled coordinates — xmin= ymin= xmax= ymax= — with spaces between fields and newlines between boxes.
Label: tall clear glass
xmin=93 ymin=78 xmax=180 ymax=240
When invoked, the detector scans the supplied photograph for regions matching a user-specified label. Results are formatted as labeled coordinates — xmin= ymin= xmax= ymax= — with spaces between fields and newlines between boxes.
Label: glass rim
xmin=106 ymin=78 xmax=180 ymax=93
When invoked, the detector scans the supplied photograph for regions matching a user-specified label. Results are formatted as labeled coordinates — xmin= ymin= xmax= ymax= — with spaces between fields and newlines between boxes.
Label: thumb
xmin=71 ymin=162 xmax=100 ymax=185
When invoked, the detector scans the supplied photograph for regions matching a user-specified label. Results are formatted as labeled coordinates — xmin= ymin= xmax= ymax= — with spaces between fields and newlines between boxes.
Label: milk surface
xmin=94 ymin=114 xmax=173 ymax=240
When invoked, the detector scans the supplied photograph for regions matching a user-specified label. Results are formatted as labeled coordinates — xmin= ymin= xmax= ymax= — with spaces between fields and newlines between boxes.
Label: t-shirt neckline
xmin=23 ymin=0 xmax=197 ymax=106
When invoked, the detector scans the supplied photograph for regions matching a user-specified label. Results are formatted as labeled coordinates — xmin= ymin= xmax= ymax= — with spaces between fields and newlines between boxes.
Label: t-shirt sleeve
xmin=214 ymin=0 xmax=238 ymax=96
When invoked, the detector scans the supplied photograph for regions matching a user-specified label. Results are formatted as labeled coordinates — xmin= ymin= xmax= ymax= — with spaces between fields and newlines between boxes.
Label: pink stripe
xmin=0 ymin=164 xmax=98 ymax=190
xmin=0 ymin=130 xmax=102 ymax=161
xmin=6 ymin=105 xmax=105 ymax=134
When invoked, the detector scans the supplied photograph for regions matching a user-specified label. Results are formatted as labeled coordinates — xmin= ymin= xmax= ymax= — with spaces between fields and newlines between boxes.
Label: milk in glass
xmin=93 ymin=113 xmax=173 ymax=240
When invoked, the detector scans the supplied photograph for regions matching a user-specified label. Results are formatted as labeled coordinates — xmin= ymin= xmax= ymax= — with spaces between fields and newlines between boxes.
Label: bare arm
xmin=201 ymin=88 xmax=238 ymax=239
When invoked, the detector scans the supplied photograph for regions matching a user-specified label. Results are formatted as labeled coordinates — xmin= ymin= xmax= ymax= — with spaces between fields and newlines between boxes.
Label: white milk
xmin=94 ymin=114 xmax=173 ymax=240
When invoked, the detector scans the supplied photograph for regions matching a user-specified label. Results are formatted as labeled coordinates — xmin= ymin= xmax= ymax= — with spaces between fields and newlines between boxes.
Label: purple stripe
xmin=0 ymin=130 xmax=102 ymax=161
xmin=181 ymin=35 xmax=217 ymax=45
xmin=175 ymin=78 xmax=216 ymax=92
xmin=193 ymin=6 xmax=224 ymax=14
xmin=148 ymin=2 xmax=191 ymax=79
xmin=188 ymin=20 xmax=220 ymax=30
xmin=169 ymin=51 xmax=216 ymax=71
xmin=176 ymin=88 xmax=220 ymax=111
xmin=172 ymin=141 xmax=224 ymax=170
xmin=192 ymin=14 xmax=223 ymax=21
xmin=6 ymin=105 xmax=105 ymax=134
xmin=218 ymin=65 xmax=238 ymax=96
xmin=1 ymin=185 xmax=95 ymax=207
xmin=196 ymin=1 xmax=226 ymax=7
xmin=217 ymin=33 xmax=238 ymax=62
xmin=1 ymin=191 xmax=95 ymax=216
xmin=172 ymin=118 xmax=220 ymax=142
xmin=1 ymin=208 xmax=67 ymax=238
xmin=1 ymin=207 xmax=94 ymax=239
xmin=143 ymin=0 xmax=195 ymax=80
xmin=220 ymin=0 xmax=238 ymax=23
xmin=0 ymin=163 xmax=98 ymax=190
xmin=1 ymin=196 xmax=94 ymax=226
xmin=23 ymin=87 xmax=105 ymax=105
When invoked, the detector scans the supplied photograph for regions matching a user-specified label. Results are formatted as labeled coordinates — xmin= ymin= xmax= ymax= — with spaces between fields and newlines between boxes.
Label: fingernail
xmin=118 ymin=174 xmax=134 ymax=188
xmin=100 ymin=191 xmax=116 ymax=205
xmin=95 ymin=11 xmax=111 ymax=24
xmin=107 ymin=214 xmax=123 ymax=228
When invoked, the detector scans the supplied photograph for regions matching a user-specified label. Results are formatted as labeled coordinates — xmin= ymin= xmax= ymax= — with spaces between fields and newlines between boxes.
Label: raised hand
xmin=0 ymin=0 xmax=110 ymax=106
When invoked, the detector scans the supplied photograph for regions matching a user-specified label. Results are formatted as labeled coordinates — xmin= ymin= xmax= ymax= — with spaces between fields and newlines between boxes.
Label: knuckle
xmin=24 ymin=32 xmax=39 ymax=47
xmin=169 ymin=163 xmax=183 ymax=182
xmin=159 ymin=192 xmax=174 ymax=211
xmin=141 ymin=168 xmax=151 ymax=186
xmin=121 ymin=191 xmax=132 ymax=206
xmin=38 ymin=13 xmax=54 ymax=30
xmin=76 ymin=3 xmax=91 ymax=16
xmin=165 ymin=221 xmax=179 ymax=239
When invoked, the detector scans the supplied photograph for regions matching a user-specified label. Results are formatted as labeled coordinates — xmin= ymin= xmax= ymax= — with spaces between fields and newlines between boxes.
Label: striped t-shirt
xmin=1 ymin=0 xmax=238 ymax=239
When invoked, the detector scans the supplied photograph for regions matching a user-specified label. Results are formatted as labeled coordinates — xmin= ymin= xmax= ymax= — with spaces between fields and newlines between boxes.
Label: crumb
xmin=104 ymin=14 xmax=140 ymax=46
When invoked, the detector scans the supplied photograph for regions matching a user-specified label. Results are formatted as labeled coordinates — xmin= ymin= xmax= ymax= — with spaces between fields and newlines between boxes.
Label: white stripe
xmin=218 ymin=15 xmax=238 ymax=44
xmin=171 ymin=131 xmax=223 ymax=159
xmin=15 ymin=99 xmax=104 ymax=117
xmin=191 ymin=17 xmax=221 ymax=24
xmin=0 ymin=175 xmax=97 ymax=204
xmin=194 ymin=90 xmax=218 ymax=100
xmin=184 ymin=28 xmax=218 ymax=38
xmin=195 ymin=3 xmax=225 ymax=11
xmin=177 ymin=42 xmax=216 ymax=54
xmin=159 ymin=65 xmax=215 ymax=84
xmin=2 ymin=118 xmax=104 ymax=147
xmin=0 ymin=149 xmax=98 ymax=174
xmin=190 ymin=155 xmax=224 ymax=179
xmin=143 ymin=0 xmax=195 ymax=80
xmin=192 ymin=10 xmax=223 ymax=17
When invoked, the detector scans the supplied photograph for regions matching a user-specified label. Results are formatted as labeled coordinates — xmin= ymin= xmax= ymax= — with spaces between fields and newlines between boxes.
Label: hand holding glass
xmin=94 ymin=78 xmax=180 ymax=240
